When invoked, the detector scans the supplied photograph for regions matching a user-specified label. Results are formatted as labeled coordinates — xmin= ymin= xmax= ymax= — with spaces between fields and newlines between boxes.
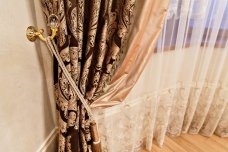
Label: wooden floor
xmin=141 ymin=134 xmax=228 ymax=152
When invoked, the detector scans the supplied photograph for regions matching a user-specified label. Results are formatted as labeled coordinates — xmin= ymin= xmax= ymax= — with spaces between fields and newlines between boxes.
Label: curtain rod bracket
xmin=26 ymin=14 xmax=58 ymax=42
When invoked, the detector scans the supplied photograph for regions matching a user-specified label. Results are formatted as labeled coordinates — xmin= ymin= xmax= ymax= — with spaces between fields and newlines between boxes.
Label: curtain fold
xmin=41 ymin=0 xmax=139 ymax=151
xmin=91 ymin=0 xmax=169 ymax=108
xmin=92 ymin=0 xmax=228 ymax=151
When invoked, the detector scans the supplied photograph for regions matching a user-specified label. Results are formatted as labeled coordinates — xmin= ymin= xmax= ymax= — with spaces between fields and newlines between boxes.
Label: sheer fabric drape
xmin=93 ymin=0 xmax=228 ymax=151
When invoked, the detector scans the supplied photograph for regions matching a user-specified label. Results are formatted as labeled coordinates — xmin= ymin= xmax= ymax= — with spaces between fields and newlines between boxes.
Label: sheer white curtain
xmin=93 ymin=0 xmax=228 ymax=151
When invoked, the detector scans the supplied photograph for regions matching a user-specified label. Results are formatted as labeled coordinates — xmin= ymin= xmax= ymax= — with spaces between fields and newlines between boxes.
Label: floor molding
xmin=36 ymin=127 xmax=58 ymax=152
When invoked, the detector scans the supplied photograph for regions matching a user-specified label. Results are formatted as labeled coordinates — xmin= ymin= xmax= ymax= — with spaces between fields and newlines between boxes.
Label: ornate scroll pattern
xmin=204 ymin=87 xmax=228 ymax=137
xmin=167 ymin=87 xmax=191 ymax=137
xmin=41 ymin=0 xmax=136 ymax=151
xmin=94 ymin=95 xmax=156 ymax=152
xmin=94 ymin=81 xmax=228 ymax=151
xmin=188 ymin=87 xmax=216 ymax=134
xmin=153 ymin=89 xmax=176 ymax=146
xmin=215 ymin=104 xmax=228 ymax=137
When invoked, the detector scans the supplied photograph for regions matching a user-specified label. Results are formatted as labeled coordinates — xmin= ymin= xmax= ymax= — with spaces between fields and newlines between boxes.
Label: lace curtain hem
xmin=93 ymin=81 xmax=228 ymax=151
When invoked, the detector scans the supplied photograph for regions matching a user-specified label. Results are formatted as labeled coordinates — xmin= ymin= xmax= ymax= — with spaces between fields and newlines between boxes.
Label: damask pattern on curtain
xmin=41 ymin=0 xmax=135 ymax=151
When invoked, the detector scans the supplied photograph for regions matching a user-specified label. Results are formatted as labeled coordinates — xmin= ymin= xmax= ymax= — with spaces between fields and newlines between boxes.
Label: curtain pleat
xmin=91 ymin=0 xmax=169 ymax=107
xmin=92 ymin=0 xmax=228 ymax=151
xmin=41 ymin=0 xmax=136 ymax=151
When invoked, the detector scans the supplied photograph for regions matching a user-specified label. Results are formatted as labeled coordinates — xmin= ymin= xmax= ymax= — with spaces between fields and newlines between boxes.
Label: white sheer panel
xmin=93 ymin=0 xmax=228 ymax=151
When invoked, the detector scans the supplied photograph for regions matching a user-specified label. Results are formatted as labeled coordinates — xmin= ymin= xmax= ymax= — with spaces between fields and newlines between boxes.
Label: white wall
xmin=0 ymin=1 xmax=56 ymax=151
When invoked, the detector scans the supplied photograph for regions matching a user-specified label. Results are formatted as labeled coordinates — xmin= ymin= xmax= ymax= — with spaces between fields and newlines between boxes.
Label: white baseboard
xmin=36 ymin=127 xmax=58 ymax=152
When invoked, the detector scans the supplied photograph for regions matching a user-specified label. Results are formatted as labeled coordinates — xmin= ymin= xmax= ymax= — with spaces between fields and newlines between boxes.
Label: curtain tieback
xmin=45 ymin=37 xmax=94 ymax=121
xmin=26 ymin=13 xmax=102 ymax=150
xmin=45 ymin=37 xmax=101 ymax=151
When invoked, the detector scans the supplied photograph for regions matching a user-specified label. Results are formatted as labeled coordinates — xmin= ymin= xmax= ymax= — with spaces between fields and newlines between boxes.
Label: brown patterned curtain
xmin=41 ymin=0 xmax=135 ymax=151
